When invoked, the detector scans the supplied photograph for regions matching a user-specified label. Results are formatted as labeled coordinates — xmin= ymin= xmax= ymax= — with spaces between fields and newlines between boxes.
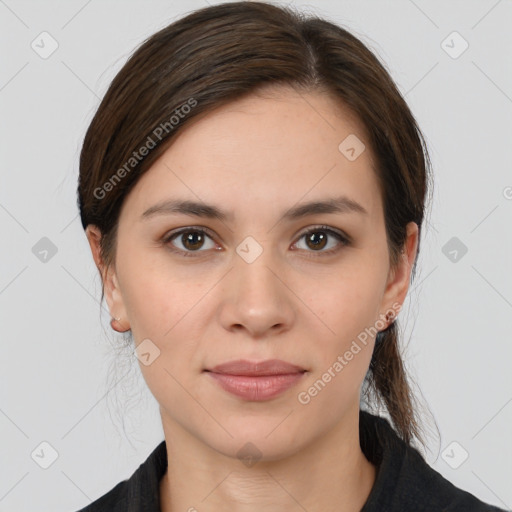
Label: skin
xmin=86 ymin=85 xmax=418 ymax=512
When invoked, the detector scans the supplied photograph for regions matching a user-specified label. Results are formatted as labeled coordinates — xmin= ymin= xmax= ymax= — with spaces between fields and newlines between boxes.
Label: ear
xmin=85 ymin=225 xmax=127 ymax=324
xmin=379 ymin=221 xmax=419 ymax=318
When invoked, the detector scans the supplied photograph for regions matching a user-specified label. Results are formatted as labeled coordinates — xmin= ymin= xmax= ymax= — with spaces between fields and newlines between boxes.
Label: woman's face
xmin=87 ymin=85 xmax=417 ymax=460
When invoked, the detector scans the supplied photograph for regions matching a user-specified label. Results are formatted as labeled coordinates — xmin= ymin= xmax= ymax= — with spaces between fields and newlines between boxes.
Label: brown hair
xmin=78 ymin=1 xmax=433 ymax=445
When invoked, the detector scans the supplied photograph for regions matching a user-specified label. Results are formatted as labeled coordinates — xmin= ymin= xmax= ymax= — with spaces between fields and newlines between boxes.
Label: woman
xmin=75 ymin=1 xmax=505 ymax=510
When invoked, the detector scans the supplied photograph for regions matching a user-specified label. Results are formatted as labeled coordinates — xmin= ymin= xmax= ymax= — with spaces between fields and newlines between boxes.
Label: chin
xmin=199 ymin=417 xmax=306 ymax=461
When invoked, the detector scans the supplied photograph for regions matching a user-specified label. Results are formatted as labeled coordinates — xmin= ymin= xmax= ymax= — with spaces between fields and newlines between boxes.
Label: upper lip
xmin=207 ymin=359 xmax=306 ymax=376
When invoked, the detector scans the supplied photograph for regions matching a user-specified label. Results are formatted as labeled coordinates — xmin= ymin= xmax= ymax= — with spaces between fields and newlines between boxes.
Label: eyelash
xmin=161 ymin=225 xmax=351 ymax=259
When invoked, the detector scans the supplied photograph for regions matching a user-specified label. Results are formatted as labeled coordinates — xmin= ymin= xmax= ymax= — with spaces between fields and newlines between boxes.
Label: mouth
xmin=205 ymin=358 xmax=307 ymax=376
xmin=204 ymin=359 xmax=307 ymax=401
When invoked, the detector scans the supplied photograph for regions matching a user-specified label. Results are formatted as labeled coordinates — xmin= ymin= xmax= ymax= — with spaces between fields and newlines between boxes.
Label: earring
xmin=110 ymin=316 xmax=127 ymax=332
xmin=385 ymin=311 xmax=396 ymax=328
xmin=376 ymin=312 xmax=396 ymax=344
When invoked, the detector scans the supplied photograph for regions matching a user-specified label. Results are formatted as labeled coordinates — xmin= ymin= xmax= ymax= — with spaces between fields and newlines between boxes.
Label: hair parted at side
xmin=77 ymin=0 xmax=433 ymax=446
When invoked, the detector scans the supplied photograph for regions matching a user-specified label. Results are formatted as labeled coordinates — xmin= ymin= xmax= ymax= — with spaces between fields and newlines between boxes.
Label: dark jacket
xmin=74 ymin=411 xmax=506 ymax=511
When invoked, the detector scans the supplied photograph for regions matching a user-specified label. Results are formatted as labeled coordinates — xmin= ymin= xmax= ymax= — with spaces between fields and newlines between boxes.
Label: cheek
xmin=126 ymin=276 xmax=206 ymax=412
xmin=297 ymin=308 xmax=376 ymax=417
xmin=122 ymin=265 xmax=212 ymax=384
xmin=298 ymin=258 xmax=382 ymax=401
xmin=119 ymin=255 xmax=204 ymax=342
xmin=309 ymin=263 xmax=383 ymax=346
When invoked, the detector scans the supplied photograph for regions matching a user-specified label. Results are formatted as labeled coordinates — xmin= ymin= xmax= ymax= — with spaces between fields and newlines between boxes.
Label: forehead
xmin=119 ymin=86 xmax=382 ymax=226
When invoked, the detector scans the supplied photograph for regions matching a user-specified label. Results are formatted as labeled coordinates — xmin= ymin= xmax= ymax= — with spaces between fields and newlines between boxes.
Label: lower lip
xmin=206 ymin=372 xmax=305 ymax=401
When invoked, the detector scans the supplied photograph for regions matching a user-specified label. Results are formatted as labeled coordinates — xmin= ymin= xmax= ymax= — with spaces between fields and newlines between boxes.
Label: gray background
xmin=1 ymin=0 xmax=511 ymax=510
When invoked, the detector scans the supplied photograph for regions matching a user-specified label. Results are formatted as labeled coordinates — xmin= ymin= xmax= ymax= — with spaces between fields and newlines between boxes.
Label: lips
xmin=204 ymin=359 xmax=307 ymax=401
xmin=207 ymin=359 xmax=306 ymax=376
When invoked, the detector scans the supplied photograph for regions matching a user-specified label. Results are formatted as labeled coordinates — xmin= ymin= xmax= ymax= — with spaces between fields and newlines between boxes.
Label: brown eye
xmin=163 ymin=228 xmax=217 ymax=256
xmin=293 ymin=226 xmax=350 ymax=256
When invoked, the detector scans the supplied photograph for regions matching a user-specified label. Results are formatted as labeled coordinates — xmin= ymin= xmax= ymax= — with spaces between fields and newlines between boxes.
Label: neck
xmin=159 ymin=408 xmax=376 ymax=512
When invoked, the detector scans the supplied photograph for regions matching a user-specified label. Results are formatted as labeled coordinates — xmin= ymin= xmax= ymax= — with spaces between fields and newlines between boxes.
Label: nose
xmin=218 ymin=246 xmax=295 ymax=339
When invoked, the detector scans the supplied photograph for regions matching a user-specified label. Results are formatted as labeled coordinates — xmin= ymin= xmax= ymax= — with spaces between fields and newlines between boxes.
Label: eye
xmin=162 ymin=225 xmax=351 ymax=258
xmin=162 ymin=227 xmax=218 ymax=257
xmin=292 ymin=225 xmax=351 ymax=256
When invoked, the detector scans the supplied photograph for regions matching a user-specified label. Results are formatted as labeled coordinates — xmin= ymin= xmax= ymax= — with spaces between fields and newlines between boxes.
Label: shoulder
xmin=395 ymin=443 xmax=504 ymax=511
xmin=72 ymin=440 xmax=167 ymax=512
xmin=360 ymin=411 xmax=506 ymax=512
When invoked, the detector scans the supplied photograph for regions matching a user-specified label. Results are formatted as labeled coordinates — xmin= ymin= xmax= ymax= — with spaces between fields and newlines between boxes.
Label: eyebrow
xmin=141 ymin=195 xmax=368 ymax=222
